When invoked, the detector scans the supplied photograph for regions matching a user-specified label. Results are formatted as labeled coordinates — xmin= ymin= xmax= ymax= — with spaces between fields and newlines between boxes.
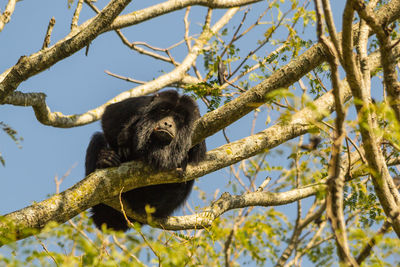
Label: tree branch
xmin=0 ymin=0 xmax=17 ymax=32
xmin=105 ymin=0 xmax=262 ymax=32
xmin=0 ymin=0 xmax=133 ymax=101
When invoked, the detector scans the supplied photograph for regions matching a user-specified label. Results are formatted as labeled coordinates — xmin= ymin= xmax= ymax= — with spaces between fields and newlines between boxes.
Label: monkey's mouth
xmin=153 ymin=128 xmax=175 ymax=143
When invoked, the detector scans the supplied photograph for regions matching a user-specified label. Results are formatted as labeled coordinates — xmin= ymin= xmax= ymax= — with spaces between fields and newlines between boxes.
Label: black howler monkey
xmin=85 ymin=90 xmax=206 ymax=231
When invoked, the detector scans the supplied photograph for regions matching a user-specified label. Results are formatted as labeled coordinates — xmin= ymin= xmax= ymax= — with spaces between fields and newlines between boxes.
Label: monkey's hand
xmin=97 ymin=149 xmax=121 ymax=169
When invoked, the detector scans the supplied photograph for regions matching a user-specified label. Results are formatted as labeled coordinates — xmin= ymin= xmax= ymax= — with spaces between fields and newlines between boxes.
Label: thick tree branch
xmin=110 ymin=185 xmax=326 ymax=231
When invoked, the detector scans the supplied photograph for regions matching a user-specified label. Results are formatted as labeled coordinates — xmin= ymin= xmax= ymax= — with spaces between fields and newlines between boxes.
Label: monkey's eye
xmin=174 ymin=114 xmax=185 ymax=125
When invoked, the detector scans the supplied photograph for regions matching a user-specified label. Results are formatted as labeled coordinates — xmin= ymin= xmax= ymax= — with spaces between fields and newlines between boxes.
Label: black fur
xmin=85 ymin=90 xmax=206 ymax=231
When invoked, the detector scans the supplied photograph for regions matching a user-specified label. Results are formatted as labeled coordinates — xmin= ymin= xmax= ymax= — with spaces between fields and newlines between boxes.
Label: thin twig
xmin=220 ymin=6 xmax=251 ymax=58
xmin=315 ymin=0 xmax=356 ymax=265
xmin=71 ymin=0 xmax=84 ymax=30
xmin=356 ymin=220 xmax=391 ymax=264
xmin=104 ymin=70 xmax=146 ymax=84
xmin=321 ymin=0 xmax=342 ymax=61
xmin=42 ymin=17 xmax=56 ymax=50
xmin=230 ymin=8 xmax=291 ymax=78
xmin=0 ymin=0 xmax=17 ymax=32
xmin=54 ymin=163 xmax=77 ymax=194
xmin=112 ymin=235 xmax=146 ymax=266
xmin=85 ymin=0 xmax=175 ymax=63
xmin=118 ymin=187 xmax=162 ymax=265
xmin=34 ymin=236 xmax=60 ymax=267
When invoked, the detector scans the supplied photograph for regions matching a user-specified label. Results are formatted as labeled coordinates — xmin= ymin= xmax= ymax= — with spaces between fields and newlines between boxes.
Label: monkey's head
xmin=132 ymin=91 xmax=200 ymax=169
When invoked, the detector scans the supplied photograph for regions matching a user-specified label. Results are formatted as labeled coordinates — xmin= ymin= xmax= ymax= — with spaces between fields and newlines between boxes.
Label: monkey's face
xmin=152 ymin=115 xmax=177 ymax=144
xmin=136 ymin=105 xmax=185 ymax=149
xmin=129 ymin=93 xmax=197 ymax=169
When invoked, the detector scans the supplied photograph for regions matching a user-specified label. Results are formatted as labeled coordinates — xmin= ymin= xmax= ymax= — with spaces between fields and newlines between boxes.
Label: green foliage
xmin=67 ymin=0 xmax=75 ymax=9
xmin=0 ymin=210 xmax=288 ymax=266
xmin=0 ymin=121 xmax=23 ymax=166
